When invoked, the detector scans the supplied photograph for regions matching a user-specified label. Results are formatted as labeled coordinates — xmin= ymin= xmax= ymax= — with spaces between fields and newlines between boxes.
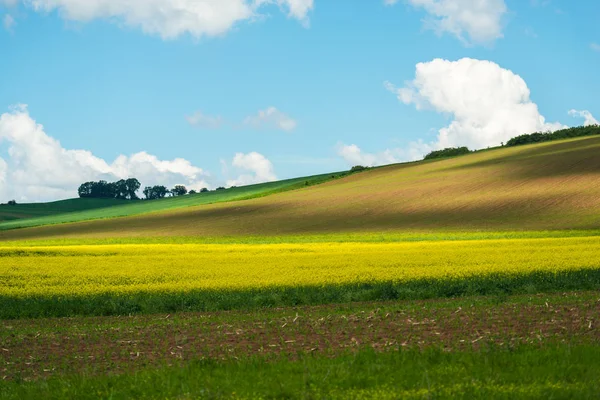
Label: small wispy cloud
xmin=591 ymin=43 xmax=600 ymax=52
xmin=3 ymin=14 xmax=15 ymax=33
xmin=185 ymin=111 xmax=224 ymax=129
xmin=569 ymin=109 xmax=599 ymax=126
xmin=524 ymin=27 xmax=538 ymax=38
xmin=243 ymin=107 xmax=297 ymax=132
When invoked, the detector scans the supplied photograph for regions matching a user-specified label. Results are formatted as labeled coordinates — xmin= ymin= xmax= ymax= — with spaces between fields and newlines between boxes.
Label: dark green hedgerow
xmin=2 ymin=268 xmax=600 ymax=319
xmin=424 ymin=146 xmax=472 ymax=160
xmin=2 ymin=345 xmax=599 ymax=399
xmin=507 ymin=125 xmax=600 ymax=147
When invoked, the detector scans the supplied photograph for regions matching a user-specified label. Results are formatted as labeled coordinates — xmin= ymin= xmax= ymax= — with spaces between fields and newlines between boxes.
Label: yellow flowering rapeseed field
xmin=2 ymin=236 xmax=599 ymax=299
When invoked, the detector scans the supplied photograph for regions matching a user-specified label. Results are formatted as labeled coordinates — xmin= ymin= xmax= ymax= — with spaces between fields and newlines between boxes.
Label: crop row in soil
xmin=1 ymin=291 xmax=598 ymax=381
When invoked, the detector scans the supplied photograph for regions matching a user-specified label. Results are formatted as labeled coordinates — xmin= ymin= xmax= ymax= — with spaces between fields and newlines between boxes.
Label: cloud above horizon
xmin=4 ymin=0 xmax=314 ymax=39
xmin=388 ymin=0 xmax=507 ymax=45
xmin=186 ymin=111 xmax=224 ymax=129
xmin=336 ymin=140 xmax=431 ymax=167
xmin=186 ymin=106 xmax=297 ymax=132
xmin=386 ymin=58 xmax=565 ymax=151
xmin=243 ymin=107 xmax=297 ymax=132
xmin=0 ymin=105 xmax=211 ymax=202
xmin=339 ymin=57 xmax=577 ymax=167
xmin=3 ymin=13 xmax=15 ymax=32
xmin=569 ymin=109 xmax=599 ymax=126
xmin=225 ymin=151 xmax=277 ymax=187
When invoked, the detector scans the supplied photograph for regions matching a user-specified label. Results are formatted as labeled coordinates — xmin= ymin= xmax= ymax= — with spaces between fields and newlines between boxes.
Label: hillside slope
xmin=0 ymin=198 xmax=127 ymax=222
xmin=2 ymin=136 xmax=600 ymax=240
xmin=0 ymin=172 xmax=341 ymax=232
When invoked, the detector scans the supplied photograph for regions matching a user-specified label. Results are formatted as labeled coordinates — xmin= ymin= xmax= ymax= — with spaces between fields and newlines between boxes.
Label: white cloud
xmin=591 ymin=43 xmax=600 ymax=52
xmin=243 ymin=107 xmax=297 ymax=132
xmin=10 ymin=0 xmax=313 ymax=39
xmin=569 ymin=109 xmax=599 ymax=127
xmin=0 ymin=105 xmax=210 ymax=202
xmin=403 ymin=0 xmax=507 ymax=45
xmin=336 ymin=144 xmax=400 ymax=167
xmin=386 ymin=58 xmax=565 ymax=150
xmin=186 ymin=111 xmax=223 ymax=129
xmin=275 ymin=0 xmax=314 ymax=27
xmin=226 ymin=151 xmax=276 ymax=187
xmin=3 ymin=14 xmax=15 ymax=32
xmin=336 ymin=140 xmax=431 ymax=167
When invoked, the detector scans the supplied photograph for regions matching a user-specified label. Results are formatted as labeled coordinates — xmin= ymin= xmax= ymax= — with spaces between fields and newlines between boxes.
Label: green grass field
xmin=3 ymin=345 xmax=599 ymax=399
xmin=2 ymin=137 xmax=600 ymax=398
xmin=0 ymin=198 xmax=127 ymax=222
xmin=1 ymin=292 xmax=599 ymax=398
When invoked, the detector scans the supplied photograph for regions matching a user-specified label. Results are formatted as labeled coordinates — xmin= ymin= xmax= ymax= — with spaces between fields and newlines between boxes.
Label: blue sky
xmin=0 ymin=0 xmax=598 ymax=201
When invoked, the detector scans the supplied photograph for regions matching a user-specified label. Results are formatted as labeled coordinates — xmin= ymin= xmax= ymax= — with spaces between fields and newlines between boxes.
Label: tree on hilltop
xmin=143 ymin=185 xmax=169 ymax=200
xmin=78 ymin=178 xmax=141 ymax=200
xmin=171 ymin=185 xmax=188 ymax=197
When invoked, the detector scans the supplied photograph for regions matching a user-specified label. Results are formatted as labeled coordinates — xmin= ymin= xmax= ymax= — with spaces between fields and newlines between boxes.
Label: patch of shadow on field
xmin=446 ymin=137 xmax=600 ymax=179
xmin=1 ymin=293 xmax=598 ymax=381
xmin=0 ymin=204 xmax=281 ymax=240
xmin=0 ymin=191 xmax=590 ymax=240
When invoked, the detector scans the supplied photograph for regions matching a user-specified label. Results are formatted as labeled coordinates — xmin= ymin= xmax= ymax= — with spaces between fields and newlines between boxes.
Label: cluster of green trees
xmin=506 ymin=125 xmax=600 ymax=147
xmin=141 ymin=185 xmax=169 ymax=200
xmin=78 ymin=179 xmax=213 ymax=201
xmin=350 ymin=165 xmax=369 ymax=172
xmin=78 ymin=179 xmax=141 ymax=200
xmin=424 ymin=147 xmax=471 ymax=160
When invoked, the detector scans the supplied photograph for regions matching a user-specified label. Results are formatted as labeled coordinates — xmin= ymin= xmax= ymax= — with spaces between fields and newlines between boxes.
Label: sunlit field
xmin=2 ymin=235 xmax=600 ymax=319
xmin=2 ymin=139 xmax=600 ymax=398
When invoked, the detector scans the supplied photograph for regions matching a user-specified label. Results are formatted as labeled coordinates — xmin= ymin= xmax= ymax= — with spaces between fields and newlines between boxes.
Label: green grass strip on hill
xmin=0 ymin=198 xmax=127 ymax=222
xmin=507 ymin=125 xmax=600 ymax=147
xmin=0 ymin=171 xmax=345 ymax=231
xmin=2 ymin=345 xmax=599 ymax=399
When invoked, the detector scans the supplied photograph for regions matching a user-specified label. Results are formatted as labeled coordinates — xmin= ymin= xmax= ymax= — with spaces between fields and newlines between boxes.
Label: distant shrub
xmin=170 ymin=185 xmax=188 ymax=197
xmin=216 ymin=187 xmax=226 ymax=191
xmin=78 ymin=178 xmax=141 ymax=200
xmin=188 ymin=190 xmax=197 ymax=195
xmin=143 ymin=185 xmax=168 ymax=200
xmin=506 ymin=125 xmax=600 ymax=147
xmin=350 ymin=165 xmax=368 ymax=173
xmin=200 ymin=188 xmax=209 ymax=193
xmin=7 ymin=200 xmax=17 ymax=206
xmin=424 ymin=147 xmax=471 ymax=160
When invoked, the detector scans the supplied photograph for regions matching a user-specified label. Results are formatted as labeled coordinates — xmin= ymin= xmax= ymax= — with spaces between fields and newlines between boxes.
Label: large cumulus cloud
xmin=386 ymin=58 xmax=565 ymax=150
xmin=0 ymin=105 xmax=210 ymax=201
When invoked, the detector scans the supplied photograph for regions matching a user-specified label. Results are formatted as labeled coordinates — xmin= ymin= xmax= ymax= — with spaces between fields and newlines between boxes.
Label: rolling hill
xmin=2 ymin=136 xmax=600 ymax=241
xmin=0 ymin=171 xmax=343 ymax=232
xmin=0 ymin=198 xmax=127 ymax=222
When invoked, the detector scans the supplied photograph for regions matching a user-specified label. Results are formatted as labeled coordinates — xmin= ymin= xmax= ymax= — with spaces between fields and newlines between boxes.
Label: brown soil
xmin=2 ymin=293 xmax=598 ymax=381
